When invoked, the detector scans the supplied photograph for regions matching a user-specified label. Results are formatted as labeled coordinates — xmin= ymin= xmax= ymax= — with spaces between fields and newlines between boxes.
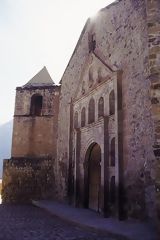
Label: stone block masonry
xmin=146 ymin=0 xmax=160 ymax=232
xmin=57 ymin=0 xmax=156 ymax=221
xmin=2 ymin=157 xmax=55 ymax=203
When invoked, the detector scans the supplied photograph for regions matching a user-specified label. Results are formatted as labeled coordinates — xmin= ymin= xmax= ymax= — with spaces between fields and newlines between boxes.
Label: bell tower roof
xmin=22 ymin=66 xmax=55 ymax=88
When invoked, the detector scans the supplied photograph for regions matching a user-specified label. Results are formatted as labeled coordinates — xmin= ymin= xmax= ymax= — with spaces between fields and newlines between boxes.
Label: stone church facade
xmin=2 ymin=0 xmax=160 ymax=223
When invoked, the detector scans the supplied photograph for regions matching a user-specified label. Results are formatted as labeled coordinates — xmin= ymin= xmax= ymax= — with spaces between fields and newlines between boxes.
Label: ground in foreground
xmin=0 ymin=204 xmax=120 ymax=240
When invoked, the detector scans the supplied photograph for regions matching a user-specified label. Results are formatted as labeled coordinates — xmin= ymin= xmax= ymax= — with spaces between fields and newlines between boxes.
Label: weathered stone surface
xmin=2 ymin=158 xmax=55 ymax=203
xmin=56 ymin=0 xmax=156 ymax=220
xmin=12 ymin=86 xmax=60 ymax=158
xmin=146 ymin=0 xmax=160 ymax=232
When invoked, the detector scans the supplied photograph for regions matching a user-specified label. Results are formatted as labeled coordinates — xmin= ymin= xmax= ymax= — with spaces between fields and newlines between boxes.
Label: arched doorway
xmin=84 ymin=143 xmax=101 ymax=212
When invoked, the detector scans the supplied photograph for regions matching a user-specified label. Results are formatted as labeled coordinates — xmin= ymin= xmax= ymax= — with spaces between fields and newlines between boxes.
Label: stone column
xmin=68 ymin=100 xmax=74 ymax=204
xmin=74 ymin=128 xmax=81 ymax=207
xmin=115 ymin=70 xmax=125 ymax=219
xmin=103 ymin=116 xmax=110 ymax=217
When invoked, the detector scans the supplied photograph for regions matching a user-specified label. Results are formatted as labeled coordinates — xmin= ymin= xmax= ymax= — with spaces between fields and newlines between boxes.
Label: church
xmin=2 ymin=0 xmax=160 ymax=223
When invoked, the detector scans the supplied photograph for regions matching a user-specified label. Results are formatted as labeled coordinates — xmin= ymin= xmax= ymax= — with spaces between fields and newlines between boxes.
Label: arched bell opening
xmin=30 ymin=94 xmax=43 ymax=116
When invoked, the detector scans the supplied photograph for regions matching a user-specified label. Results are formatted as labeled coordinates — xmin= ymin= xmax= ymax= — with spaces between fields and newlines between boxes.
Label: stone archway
xmin=84 ymin=143 xmax=101 ymax=212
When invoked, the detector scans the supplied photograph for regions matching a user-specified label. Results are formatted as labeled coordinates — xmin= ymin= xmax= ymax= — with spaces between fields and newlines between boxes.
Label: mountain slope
xmin=0 ymin=120 xmax=13 ymax=178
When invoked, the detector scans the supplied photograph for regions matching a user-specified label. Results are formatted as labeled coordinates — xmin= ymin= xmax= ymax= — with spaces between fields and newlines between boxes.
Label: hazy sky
xmin=0 ymin=0 xmax=114 ymax=125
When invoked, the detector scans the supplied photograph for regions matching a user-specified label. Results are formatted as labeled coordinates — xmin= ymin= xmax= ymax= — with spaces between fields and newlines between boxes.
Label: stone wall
xmin=56 ymin=0 xmax=155 ymax=219
xmin=2 ymin=157 xmax=55 ymax=203
xmin=146 ymin=0 xmax=160 ymax=231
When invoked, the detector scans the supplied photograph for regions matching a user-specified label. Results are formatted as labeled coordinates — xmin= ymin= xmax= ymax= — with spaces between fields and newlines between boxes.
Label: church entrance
xmin=84 ymin=143 xmax=101 ymax=212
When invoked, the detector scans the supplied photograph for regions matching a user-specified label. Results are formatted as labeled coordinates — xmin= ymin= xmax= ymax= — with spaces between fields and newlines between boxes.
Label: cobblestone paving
xmin=0 ymin=204 xmax=119 ymax=240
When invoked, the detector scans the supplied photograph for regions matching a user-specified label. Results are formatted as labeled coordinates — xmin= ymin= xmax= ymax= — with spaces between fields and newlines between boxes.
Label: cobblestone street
xmin=0 ymin=204 xmax=119 ymax=240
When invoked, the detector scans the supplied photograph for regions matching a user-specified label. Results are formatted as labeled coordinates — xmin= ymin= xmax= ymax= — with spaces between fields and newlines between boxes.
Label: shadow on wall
xmin=0 ymin=120 xmax=13 ymax=178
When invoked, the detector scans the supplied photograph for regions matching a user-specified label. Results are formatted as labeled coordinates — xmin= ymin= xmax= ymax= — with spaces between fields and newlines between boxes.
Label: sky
xmin=0 ymin=0 xmax=115 ymax=125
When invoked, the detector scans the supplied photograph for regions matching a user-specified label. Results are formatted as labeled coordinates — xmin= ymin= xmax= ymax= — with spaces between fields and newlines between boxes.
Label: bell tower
xmin=12 ymin=66 xmax=60 ymax=158
xmin=2 ymin=67 xmax=60 ymax=203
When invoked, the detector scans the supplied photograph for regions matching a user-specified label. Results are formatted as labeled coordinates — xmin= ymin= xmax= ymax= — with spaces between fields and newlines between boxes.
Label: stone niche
xmin=2 ymin=157 xmax=55 ymax=203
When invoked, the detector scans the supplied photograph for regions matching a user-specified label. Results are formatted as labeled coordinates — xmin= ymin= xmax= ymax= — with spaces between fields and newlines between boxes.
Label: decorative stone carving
xmin=88 ymin=66 xmax=94 ymax=88
xmin=81 ymin=81 xmax=85 ymax=95
xmin=97 ymin=67 xmax=103 ymax=83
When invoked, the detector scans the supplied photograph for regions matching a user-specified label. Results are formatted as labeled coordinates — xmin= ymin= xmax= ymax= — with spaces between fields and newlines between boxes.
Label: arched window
xmin=81 ymin=107 xmax=86 ymax=127
xmin=30 ymin=94 xmax=43 ymax=116
xmin=110 ymin=176 xmax=115 ymax=203
xmin=109 ymin=90 xmax=115 ymax=115
xmin=98 ymin=97 xmax=104 ymax=118
xmin=88 ymin=98 xmax=95 ymax=124
xmin=74 ymin=111 xmax=78 ymax=129
xmin=111 ymin=137 xmax=115 ymax=167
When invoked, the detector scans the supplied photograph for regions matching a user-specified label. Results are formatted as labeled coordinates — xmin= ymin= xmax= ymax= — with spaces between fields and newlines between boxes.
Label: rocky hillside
xmin=0 ymin=120 xmax=13 ymax=178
